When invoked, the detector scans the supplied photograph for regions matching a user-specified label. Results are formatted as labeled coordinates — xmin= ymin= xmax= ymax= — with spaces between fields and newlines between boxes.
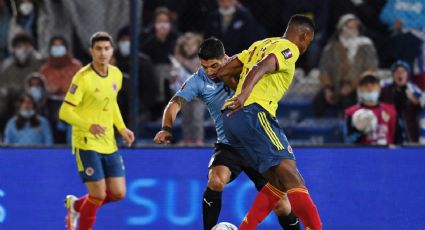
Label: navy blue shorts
xmin=222 ymin=103 xmax=295 ymax=173
xmin=75 ymin=149 xmax=125 ymax=183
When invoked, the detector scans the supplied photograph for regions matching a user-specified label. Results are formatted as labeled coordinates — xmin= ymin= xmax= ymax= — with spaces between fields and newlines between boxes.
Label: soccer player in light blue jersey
xmin=154 ymin=38 xmax=299 ymax=230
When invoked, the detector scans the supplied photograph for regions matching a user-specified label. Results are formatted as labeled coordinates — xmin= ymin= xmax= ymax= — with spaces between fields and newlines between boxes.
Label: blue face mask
xmin=29 ymin=86 xmax=43 ymax=102
xmin=359 ymin=91 xmax=380 ymax=102
xmin=118 ymin=41 xmax=130 ymax=57
xmin=50 ymin=45 xmax=67 ymax=57
xmin=19 ymin=109 xmax=35 ymax=118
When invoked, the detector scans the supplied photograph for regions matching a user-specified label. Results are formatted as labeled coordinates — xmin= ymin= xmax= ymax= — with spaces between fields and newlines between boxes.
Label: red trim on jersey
xmin=64 ymin=100 xmax=77 ymax=107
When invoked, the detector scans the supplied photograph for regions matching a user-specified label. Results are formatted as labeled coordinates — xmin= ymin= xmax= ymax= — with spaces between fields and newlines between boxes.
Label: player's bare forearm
xmin=162 ymin=96 xmax=187 ymax=128
xmin=217 ymin=56 xmax=242 ymax=90
xmin=240 ymin=54 xmax=277 ymax=97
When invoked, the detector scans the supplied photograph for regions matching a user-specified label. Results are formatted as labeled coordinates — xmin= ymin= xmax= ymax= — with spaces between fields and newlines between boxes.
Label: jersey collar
xmin=90 ymin=63 xmax=109 ymax=78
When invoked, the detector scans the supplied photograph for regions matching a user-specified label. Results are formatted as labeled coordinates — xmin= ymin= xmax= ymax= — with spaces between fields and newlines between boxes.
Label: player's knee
xmin=89 ymin=191 xmax=107 ymax=201
xmin=207 ymin=175 xmax=226 ymax=192
xmin=109 ymin=189 xmax=126 ymax=201
xmin=273 ymin=196 xmax=291 ymax=216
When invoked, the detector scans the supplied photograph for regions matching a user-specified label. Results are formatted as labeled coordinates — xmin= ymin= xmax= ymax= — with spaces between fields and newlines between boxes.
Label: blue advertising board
xmin=0 ymin=147 xmax=424 ymax=229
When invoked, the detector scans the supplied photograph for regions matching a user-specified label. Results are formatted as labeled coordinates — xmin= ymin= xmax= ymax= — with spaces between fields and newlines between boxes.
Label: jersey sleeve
xmin=270 ymin=43 xmax=298 ymax=72
xmin=64 ymin=73 xmax=85 ymax=106
xmin=237 ymin=49 xmax=250 ymax=65
xmin=115 ymin=67 xmax=124 ymax=91
xmin=175 ymin=75 xmax=200 ymax=102
xmin=237 ymin=40 xmax=262 ymax=64
xmin=113 ymin=68 xmax=126 ymax=131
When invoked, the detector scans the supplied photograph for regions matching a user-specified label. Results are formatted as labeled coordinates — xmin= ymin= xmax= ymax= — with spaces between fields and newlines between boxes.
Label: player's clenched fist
xmin=120 ymin=128 xmax=135 ymax=147
xmin=154 ymin=130 xmax=172 ymax=144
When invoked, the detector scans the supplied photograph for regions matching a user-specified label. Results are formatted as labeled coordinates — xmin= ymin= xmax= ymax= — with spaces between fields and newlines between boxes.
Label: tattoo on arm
xmin=170 ymin=96 xmax=187 ymax=108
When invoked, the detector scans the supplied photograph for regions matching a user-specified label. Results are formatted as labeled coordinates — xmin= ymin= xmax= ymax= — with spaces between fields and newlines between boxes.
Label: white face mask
xmin=155 ymin=22 xmax=171 ymax=33
xmin=341 ymin=26 xmax=359 ymax=39
xmin=19 ymin=109 xmax=35 ymax=118
xmin=50 ymin=45 xmax=67 ymax=57
xmin=29 ymin=86 xmax=43 ymax=102
xmin=118 ymin=40 xmax=130 ymax=56
xmin=219 ymin=6 xmax=236 ymax=16
xmin=19 ymin=2 xmax=34 ymax=16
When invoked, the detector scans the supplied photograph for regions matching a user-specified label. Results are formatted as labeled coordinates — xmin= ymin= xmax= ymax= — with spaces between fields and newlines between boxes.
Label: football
xmin=352 ymin=108 xmax=378 ymax=133
xmin=211 ymin=222 xmax=238 ymax=230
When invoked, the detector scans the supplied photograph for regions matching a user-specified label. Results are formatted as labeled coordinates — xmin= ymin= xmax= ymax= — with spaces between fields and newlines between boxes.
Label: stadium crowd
xmin=0 ymin=0 xmax=424 ymax=146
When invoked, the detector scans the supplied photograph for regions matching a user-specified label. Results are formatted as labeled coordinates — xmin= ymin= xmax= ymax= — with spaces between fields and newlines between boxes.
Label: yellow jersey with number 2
xmin=63 ymin=64 xmax=126 ymax=154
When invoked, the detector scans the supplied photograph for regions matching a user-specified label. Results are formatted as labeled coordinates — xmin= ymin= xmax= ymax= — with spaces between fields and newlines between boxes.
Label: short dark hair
xmin=198 ymin=37 xmax=225 ymax=60
xmin=117 ymin=26 xmax=130 ymax=41
xmin=90 ymin=31 xmax=113 ymax=48
xmin=12 ymin=33 xmax=34 ymax=48
xmin=358 ymin=74 xmax=380 ymax=86
xmin=49 ymin=35 xmax=69 ymax=50
xmin=288 ymin=14 xmax=315 ymax=32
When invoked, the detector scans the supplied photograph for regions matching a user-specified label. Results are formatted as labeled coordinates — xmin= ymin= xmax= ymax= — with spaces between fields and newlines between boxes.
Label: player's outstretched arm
xmin=153 ymin=96 xmax=187 ymax=144
xmin=226 ymin=54 xmax=277 ymax=115
xmin=217 ymin=55 xmax=242 ymax=90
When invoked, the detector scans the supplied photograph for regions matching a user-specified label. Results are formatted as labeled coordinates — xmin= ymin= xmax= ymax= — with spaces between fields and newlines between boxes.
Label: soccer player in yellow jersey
xmin=219 ymin=15 xmax=322 ymax=229
xmin=59 ymin=32 xmax=135 ymax=230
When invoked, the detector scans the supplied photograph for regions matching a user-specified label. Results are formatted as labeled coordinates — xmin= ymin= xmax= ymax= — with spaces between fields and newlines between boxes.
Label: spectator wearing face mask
xmin=314 ymin=14 xmax=378 ymax=117
xmin=38 ymin=36 xmax=82 ymax=143
xmin=344 ymin=74 xmax=397 ymax=145
xmin=140 ymin=7 xmax=179 ymax=120
xmin=204 ymin=0 xmax=260 ymax=56
xmin=380 ymin=60 xmax=425 ymax=143
xmin=39 ymin=36 xmax=82 ymax=99
xmin=8 ymin=0 xmax=41 ymax=49
xmin=140 ymin=7 xmax=178 ymax=65
xmin=24 ymin=72 xmax=47 ymax=114
xmin=0 ymin=32 xmax=43 ymax=132
xmin=3 ymin=94 xmax=52 ymax=145
xmin=115 ymin=26 xmax=157 ymax=124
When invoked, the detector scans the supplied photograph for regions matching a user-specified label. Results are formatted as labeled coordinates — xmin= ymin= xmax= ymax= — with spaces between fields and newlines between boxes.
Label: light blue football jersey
xmin=175 ymin=68 xmax=234 ymax=144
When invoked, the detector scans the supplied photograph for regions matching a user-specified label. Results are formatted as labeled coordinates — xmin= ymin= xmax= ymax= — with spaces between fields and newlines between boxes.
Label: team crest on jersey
xmin=69 ymin=84 xmax=78 ymax=94
xmin=382 ymin=110 xmax=390 ymax=122
xmin=282 ymin=48 xmax=292 ymax=59
xmin=287 ymin=145 xmax=294 ymax=154
xmin=112 ymin=83 xmax=117 ymax=91
xmin=85 ymin=167 xmax=94 ymax=176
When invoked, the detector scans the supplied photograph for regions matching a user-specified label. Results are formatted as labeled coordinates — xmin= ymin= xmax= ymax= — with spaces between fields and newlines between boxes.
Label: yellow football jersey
xmin=63 ymin=64 xmax=126 ymax=154
xmin=229 ymin=37 xmax=300 ymax=117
